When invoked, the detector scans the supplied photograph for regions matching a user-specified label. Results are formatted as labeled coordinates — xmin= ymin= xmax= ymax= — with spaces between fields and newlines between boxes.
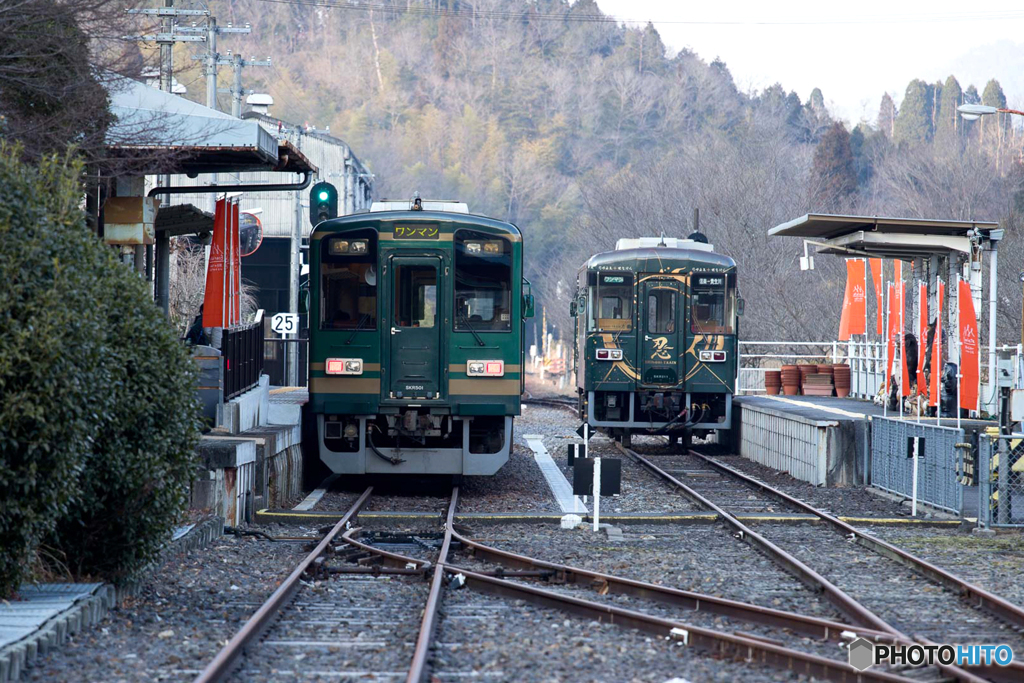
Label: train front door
xmin=639 ymin=278 xmax=684 ymax=388
xmin=387 ymin=256 xmax=441 ymax=400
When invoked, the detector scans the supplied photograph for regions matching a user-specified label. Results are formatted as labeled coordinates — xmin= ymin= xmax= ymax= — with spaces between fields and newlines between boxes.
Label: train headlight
xmin=698 ymin=350 xmax=727 ymax=363
xmin=595 ymin=349 xmax=622 ymax=361
xmin=326 ymin=358 xmax=364 ymax=375
xmin=467 ymin=360 xmax=504 ymax=377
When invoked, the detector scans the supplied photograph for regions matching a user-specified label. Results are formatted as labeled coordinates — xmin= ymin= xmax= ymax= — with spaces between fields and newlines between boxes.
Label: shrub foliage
xmin=0 ymin=147 xmax=201 ymax=595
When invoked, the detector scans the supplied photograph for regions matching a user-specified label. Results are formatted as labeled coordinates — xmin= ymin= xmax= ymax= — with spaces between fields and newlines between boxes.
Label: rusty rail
xmin=337 ymin=490 xmax=920 ymax=682
xmin=619 ymin=444 xmax=992 ymax=683
xmin=692 ymin=451 xmax=1024 ymax=631
xmin=449 ymin=528 xmax=893 ymax=644
xmin=452 ymin=567 xmax=917 ymax=683
xmin=192 ymin=487 xmax=373 ymax=683
xmin=406 ymin=487 xmax=459 ymax=683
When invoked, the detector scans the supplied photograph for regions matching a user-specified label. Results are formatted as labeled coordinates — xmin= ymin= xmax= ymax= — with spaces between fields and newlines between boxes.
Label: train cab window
xmin=454 ymin=231 xmax=512 ymax=332
xmin=647 ymin=289 xmax=676 ymax=334
xmin=588 ymin=271 xmax=632 ymax=332
xmin=394 ymin=264 xmax=437 ymax=328
xmin=320 ymin=232 xmax=377 ymax=330
xmin=690 ymin=273 xmax=736 ymax=335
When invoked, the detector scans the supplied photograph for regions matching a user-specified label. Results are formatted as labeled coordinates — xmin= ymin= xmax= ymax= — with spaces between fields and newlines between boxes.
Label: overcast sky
xmin=595 ymin=0 xmax=1024 ymax=125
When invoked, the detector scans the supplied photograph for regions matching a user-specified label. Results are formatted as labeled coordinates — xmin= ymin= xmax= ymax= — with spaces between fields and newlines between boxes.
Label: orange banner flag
xmin=917 ymin=282 xmax=927 ymax=393
xmin=869 ymin=258 xmax=883 ymax=335
xmin=203 ymin=199 xmax=228 ymax=328
xmin=230 ymin=200 xmax=241 ymax=326
xmin=839 ymin=259 xmax=867 ymax=341
xmin=958 ymin=279 xmax=979 ymax=412
xmin=930 ymin=279 xmax=944 ymax=407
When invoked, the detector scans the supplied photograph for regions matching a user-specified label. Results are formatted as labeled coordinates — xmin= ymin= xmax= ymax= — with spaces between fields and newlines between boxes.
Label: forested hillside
xmin=188 ymin=0 xmax=1023 ymax=344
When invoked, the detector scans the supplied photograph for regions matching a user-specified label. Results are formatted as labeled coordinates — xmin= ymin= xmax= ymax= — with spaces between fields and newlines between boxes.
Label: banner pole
xmin=957 ymin=277 xmax=962 ymax=431
xmin=883 ymin=284 xmax=889 ymax=418
xmin=899 ymin=277 xmax=904 ymax=420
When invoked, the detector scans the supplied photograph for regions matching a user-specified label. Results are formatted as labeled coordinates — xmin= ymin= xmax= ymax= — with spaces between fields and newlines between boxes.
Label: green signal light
xmin=318 ymin=190 xmax=330 ymax=201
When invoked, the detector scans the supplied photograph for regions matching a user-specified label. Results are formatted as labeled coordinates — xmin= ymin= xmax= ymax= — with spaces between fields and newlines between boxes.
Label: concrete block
xmin=196 ymin=437 xmax=256 ymax=469
xmin=268 ymin=401 xmax=301 ymax=426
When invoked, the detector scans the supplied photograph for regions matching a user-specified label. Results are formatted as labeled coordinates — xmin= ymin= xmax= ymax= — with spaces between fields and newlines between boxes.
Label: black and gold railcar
xmin=572 ymin=235 xmax=741 ymax=447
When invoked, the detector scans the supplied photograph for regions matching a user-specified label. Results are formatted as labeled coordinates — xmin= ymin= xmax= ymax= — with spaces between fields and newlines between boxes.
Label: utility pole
xmin=124 ymin=1 xmax=208 ymax=313
xmin=224 ymin=53 xmax=272 ymax=118
xmin=185 ymin=18 xmax=253 ymax=111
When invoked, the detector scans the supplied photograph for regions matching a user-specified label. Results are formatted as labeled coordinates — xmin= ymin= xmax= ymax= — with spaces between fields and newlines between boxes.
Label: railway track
xmin=620 ymin=442 xmax=1024 ymax=683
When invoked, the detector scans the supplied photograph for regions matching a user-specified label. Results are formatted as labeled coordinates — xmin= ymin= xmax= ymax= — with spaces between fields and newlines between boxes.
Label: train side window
xmin=647 ymin=289 xmax=676 ymax=334
xmin=394 ymin=264 xmax=437 ymax=328
xmin=591 ymin=272 xmax=632 ymax=332
xmin=320 ymin=232 xmax=377 ymax=330
xmin=690 ymin=273 xmax=735 ymax=335
xmin=454 ymin=230 xmax=512 ymax=332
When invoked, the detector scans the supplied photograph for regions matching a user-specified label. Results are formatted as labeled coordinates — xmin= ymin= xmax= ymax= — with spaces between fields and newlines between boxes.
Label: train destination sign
xmin=394 ymin=224 xmax=440 ymax=239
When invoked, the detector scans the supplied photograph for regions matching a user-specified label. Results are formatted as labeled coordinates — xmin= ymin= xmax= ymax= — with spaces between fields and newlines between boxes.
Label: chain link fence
xmin=977 ymin=434 xmax=1024 ymax=527
xmin=870 ymin=417 xmax=965 ymax=515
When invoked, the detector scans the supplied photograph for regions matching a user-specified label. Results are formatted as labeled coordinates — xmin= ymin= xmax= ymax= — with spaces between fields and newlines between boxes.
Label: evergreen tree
xmin=982 ymin=79 xmax=1010 ymax=137
xmin=934 ymin=75 xmax=962 ymax=142
xmin=964 ymin=85 xmax=980 ymax=104
xmin=893 ymin=79 xmax=933 ymax=144
xmin=812 ymin=121 xmax=857 ymax=206
xmin=878 ymin=93 xmax=896 ymax=137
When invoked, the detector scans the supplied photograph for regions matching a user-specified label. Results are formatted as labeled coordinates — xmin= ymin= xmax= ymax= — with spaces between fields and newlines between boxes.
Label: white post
xmin=884 ymin=286 xmax=889 ymax=418
xmin=592 ymin=456 xmax=601 ymax=532
xmin=911 ymin=437 xmax=919 ymax=517
xmin=957 ymin=277 xmax=962 ymax=430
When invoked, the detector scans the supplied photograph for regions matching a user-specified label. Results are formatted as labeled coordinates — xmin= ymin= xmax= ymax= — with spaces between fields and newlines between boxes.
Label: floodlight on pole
xmin=956 ymin=103 xmax=1024 ymax=120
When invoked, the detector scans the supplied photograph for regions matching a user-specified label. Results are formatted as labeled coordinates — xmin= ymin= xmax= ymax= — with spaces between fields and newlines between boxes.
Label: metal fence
xmin=870 ymin=417 xmax=964 ymax=515
xmin=737 ymin=340 xmax=885 ymax=400
xmin=223 ymin=322 xmax=265 ymax=399
xmin=977 ymin=434 xmax=1024 ymax=527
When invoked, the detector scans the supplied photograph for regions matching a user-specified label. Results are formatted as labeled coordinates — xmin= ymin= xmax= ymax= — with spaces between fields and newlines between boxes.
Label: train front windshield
xmin=454 ymin=231 xmax=512 ymax=331
xmin=320 ymin=231 xmax=377 ymax=330
xmin=690 ymin=273 xmax=736 ymax=335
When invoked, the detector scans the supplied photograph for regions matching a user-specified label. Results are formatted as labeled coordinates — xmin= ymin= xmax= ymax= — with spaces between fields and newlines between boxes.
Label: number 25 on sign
xmin=271 ymin=313 xmax=299 ymax=335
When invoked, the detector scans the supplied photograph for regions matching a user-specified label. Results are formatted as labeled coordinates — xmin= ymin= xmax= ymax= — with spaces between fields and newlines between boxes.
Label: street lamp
xmin=957 ymin=103 xmax=1024 ymax=118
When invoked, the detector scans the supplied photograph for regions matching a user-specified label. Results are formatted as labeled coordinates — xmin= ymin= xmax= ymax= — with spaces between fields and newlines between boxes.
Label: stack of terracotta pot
xmin=764 ymin=370 xmax=782 ymax=395
xmin=797 ymin=364 xmax=814 ymax=390
xmin=781 ymin=365 xmax=800 ymax=395
xmin=833 ymin=364 xmax=851 ymax=397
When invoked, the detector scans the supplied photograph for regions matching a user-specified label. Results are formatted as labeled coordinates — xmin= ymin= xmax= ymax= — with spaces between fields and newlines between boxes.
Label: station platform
xmin=732 ymin=394 xmax=995 ymax=492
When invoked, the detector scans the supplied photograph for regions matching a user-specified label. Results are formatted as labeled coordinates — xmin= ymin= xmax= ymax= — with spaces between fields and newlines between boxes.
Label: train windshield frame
xmin=588 ymin=271 xmax=633 ymax=332
xmin=454 ymin=229 xmax=512 ymax=332
xmin=319 ymin=229 xmax=378 ymax=330
xmin=690 ymin=272 xmax=736 ymax=335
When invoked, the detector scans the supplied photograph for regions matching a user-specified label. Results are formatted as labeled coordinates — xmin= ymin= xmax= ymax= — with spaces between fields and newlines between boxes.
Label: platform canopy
xmin=104 ymin=75 xmax=316 ymax=176
xmin=768 ymin=214 xmax=1001 ymax=258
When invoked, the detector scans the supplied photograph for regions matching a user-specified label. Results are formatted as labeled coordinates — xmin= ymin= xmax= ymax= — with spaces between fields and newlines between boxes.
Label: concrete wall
xmin=733 ymin=401 xmax=864 ymax=487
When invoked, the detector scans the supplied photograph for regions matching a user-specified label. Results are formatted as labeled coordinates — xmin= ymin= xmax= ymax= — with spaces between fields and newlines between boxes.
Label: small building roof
xmin=104 ymin=76 xmax=316 ymax=176
xmin=769 ymin=213 xmax=1001 ymax=258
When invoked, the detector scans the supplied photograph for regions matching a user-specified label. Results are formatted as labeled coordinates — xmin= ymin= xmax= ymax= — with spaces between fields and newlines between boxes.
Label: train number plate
xmin=394 ymin=224 xmax=440 ymax=240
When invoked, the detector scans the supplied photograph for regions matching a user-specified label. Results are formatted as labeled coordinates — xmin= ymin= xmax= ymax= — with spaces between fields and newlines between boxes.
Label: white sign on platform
xmin=271 ymin=313 xmax=299 ymax=335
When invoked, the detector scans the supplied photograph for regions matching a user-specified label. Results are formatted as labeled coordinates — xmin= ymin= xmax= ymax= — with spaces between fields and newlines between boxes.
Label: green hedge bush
xmin=49 ymin=256 xmax=201 ymax=583
xmin=0 ymin=147 xmax=202 ymax=595
xmin=0 ymin=149 xmax=110 ymax=596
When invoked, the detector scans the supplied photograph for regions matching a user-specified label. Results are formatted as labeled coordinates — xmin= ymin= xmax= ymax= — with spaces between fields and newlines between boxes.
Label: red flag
xmin=839 ymin=259 xmax=867 ymax=341
xmin=917 ymin=282 xmax=927 ymax=393
xmin=869 ymin=258 xmax=883 ymax=334
xmin=930 ymin=279 xmax=944 ymax=407
xmin=959 ymin=279 xmax=979 ymax=411
xmin=230 ymin=200 xmax=241 ymax=325
xmin=885 ymin=283 xmax=897 ymax=395
xmin=203 ymin=199 xmax=228 ymax=328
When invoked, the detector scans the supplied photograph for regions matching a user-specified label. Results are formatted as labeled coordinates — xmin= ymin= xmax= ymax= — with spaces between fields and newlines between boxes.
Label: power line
xmin=249 ymin=0 xmax=1024 ymax=26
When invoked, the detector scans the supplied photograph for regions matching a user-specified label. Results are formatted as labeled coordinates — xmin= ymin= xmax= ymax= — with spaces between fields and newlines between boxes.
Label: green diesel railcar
xmin=305 ymin=197 xmax=531 ymax=476
xmin=571 ymin=235 xmax=741 ymax=447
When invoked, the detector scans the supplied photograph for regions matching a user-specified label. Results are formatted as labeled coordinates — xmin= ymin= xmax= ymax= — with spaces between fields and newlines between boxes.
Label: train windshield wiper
xmin=345 ymin=313 xmax=370 ymax=345
xmin=458 ymin=310 xmax=486 ymax=347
